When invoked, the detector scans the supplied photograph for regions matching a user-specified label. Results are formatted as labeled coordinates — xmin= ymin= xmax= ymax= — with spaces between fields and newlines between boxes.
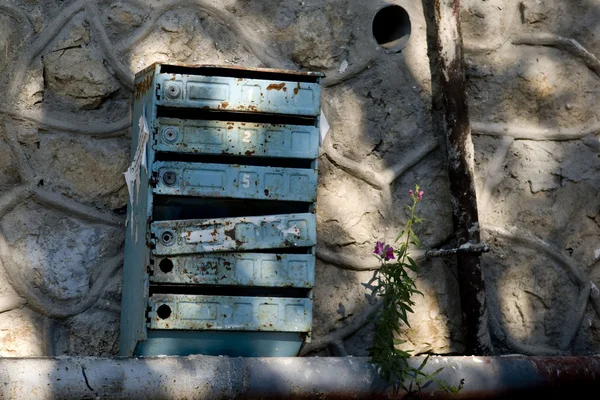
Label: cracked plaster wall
xmin=0 ymin=0 xmax=598 ymax=358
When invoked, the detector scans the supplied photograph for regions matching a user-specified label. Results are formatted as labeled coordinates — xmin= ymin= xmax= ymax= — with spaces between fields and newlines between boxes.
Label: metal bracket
xmin=426 ymin=242 xmax=490 ymax=258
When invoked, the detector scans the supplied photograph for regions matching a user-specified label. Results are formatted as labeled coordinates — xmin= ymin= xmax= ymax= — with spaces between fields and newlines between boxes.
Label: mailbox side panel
xmin=119 ymin=65 xmax=158 ymax=356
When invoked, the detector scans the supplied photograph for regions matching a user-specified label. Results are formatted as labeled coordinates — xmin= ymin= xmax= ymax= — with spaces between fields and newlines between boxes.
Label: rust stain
xmin=134 ymin=75 xmax=153 ymax=99
xmin=266 ymin=82 xmax=286 ymax=91
xmin=224 ymin=228 xmax=236 ymax=239
xmin=221 ymin=101 xmax=229 ymax=108
xmin=264 ymin=189 xmax=269 ymax=196
xmin=245 ymin=150 xmax=255 ymax=156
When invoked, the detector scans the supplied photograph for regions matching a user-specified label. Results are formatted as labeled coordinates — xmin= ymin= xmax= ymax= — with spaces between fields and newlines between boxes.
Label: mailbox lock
xmin=159 ymin=258 xmax=174 ymax=273
xmin=162 ymin=170 xmax=177 ymax=186
xmin=160 ymin=231 xmax=175 ymax=246
xmin=164 ymin=82 xmax=181 ymax=99
xmin=157 ymin=304 xmax=172 ymax=319
xmin=162 ymin=127 xmax=179 ymax=143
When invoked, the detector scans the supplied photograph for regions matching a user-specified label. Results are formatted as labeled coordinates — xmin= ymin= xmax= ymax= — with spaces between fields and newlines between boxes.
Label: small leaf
xmin=418 ymin=355 xmax=430 ymax=371
xmin=411 ymin=233 xmax=422 ymax=248
xmin=395 ymin=230 xmax=405 ymax=242
xmin=406 ymin=256 xmax=419 ymax=272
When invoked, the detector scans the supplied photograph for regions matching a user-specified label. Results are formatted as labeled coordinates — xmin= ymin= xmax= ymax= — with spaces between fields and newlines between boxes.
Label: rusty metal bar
xmin=0 ymin=356 xmax=598 ymax=399
xmin=431 ymin=0 xmax=493 ymax=355
xmin=426 ymin=243 xmax=490 ymax=258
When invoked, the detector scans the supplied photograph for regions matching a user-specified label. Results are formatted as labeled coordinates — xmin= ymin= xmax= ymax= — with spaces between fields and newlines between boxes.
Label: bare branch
xmin=1 ymin=108 xmax=130 ymax=137
xmin=513 ymin=33 xmax=600 ymax=78
xmin=300 ymin=301 xmax=382 ymax=356
xmin=84 ymin=1 xmax=134 ymax=91
xmin=472 ymin=121 xmax=600 ymax=141
xmin=6 ymin=0 xmax=87 ymax=102
xmin=0 ymin=232 xmax=123 ymax=319
xmin=33 ymin=188 xmax=124 ymax=227
xmin=322 ymin=131 xmax=386 ymax=190
xmin=0 ymin=184 xmax=34 ymax=219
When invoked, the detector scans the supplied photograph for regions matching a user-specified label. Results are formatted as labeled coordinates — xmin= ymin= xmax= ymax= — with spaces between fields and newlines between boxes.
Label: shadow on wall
xmin=1 ymin=0 xmax=597 ymax=371
xmin=0 ymin=0 xmax=460 ymax=360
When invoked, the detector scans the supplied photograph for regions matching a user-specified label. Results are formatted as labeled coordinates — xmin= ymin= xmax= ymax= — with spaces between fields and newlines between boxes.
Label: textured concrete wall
xmin=0 ymin=0 xmax=598 ymax=358
xmin=462 ymin=0 xmax=600 ymax=355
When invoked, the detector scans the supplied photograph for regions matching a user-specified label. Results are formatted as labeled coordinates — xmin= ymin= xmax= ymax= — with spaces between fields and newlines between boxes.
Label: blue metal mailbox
xmin=120 ymin=64 xmax=322 ymax=357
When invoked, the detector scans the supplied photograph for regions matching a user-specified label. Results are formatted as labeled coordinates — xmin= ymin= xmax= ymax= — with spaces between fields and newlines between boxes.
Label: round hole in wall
xmin=372 ymin=5 xmax=411 ymax=52
xmin=159 ymin=258 xmax=174 ymax=273
xmin=157 ymin=304 xmax=172 ymax=319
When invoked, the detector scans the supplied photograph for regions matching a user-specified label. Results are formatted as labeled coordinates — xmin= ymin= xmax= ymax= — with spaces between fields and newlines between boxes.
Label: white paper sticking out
xmin=319 ymin=108 xmax=330 ymax=146
xmin=338 ymin=60 xmax=349 ymax=74
xmin=124 ymin=110 xmax=150 ymax=241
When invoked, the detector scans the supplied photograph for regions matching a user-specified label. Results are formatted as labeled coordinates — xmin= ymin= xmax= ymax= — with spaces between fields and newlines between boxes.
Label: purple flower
xmin=417 ymin=190 xmax=424 ymax=202
xmin=384 ymin=246 xmax=395 ymax=261
xmin=374 ymin=241 xmax=384 ymax=256
xmin=409 ymin=189 xmax=414 ymax=197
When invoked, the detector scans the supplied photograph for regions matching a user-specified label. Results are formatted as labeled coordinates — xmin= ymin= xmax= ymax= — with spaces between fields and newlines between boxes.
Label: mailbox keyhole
xmin=162 ymin=171 xmax=177 ymax=186
xmin=159 ymin=258 xmax=174 ymax=273
xmin=161 ymin=231 xmax=175 ymax=246
xmin=162 ymin=127 xmax=179 ymax=143
xmin=157 ymin=304 xmax=172 ymax=319
xmin=164 ymin=82 xmax=181 ymax=99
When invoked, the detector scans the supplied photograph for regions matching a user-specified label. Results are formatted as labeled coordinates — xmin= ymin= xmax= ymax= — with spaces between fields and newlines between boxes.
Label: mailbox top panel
xmin=136 ymin=63 xmax=324 ymax=80
xmin=156 ymin=73 xmax=322 ymax=116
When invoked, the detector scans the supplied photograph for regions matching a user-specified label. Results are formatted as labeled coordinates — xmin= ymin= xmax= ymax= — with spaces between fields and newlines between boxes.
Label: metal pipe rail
xmin=0 ymin=355 xmax=598 ymax=399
